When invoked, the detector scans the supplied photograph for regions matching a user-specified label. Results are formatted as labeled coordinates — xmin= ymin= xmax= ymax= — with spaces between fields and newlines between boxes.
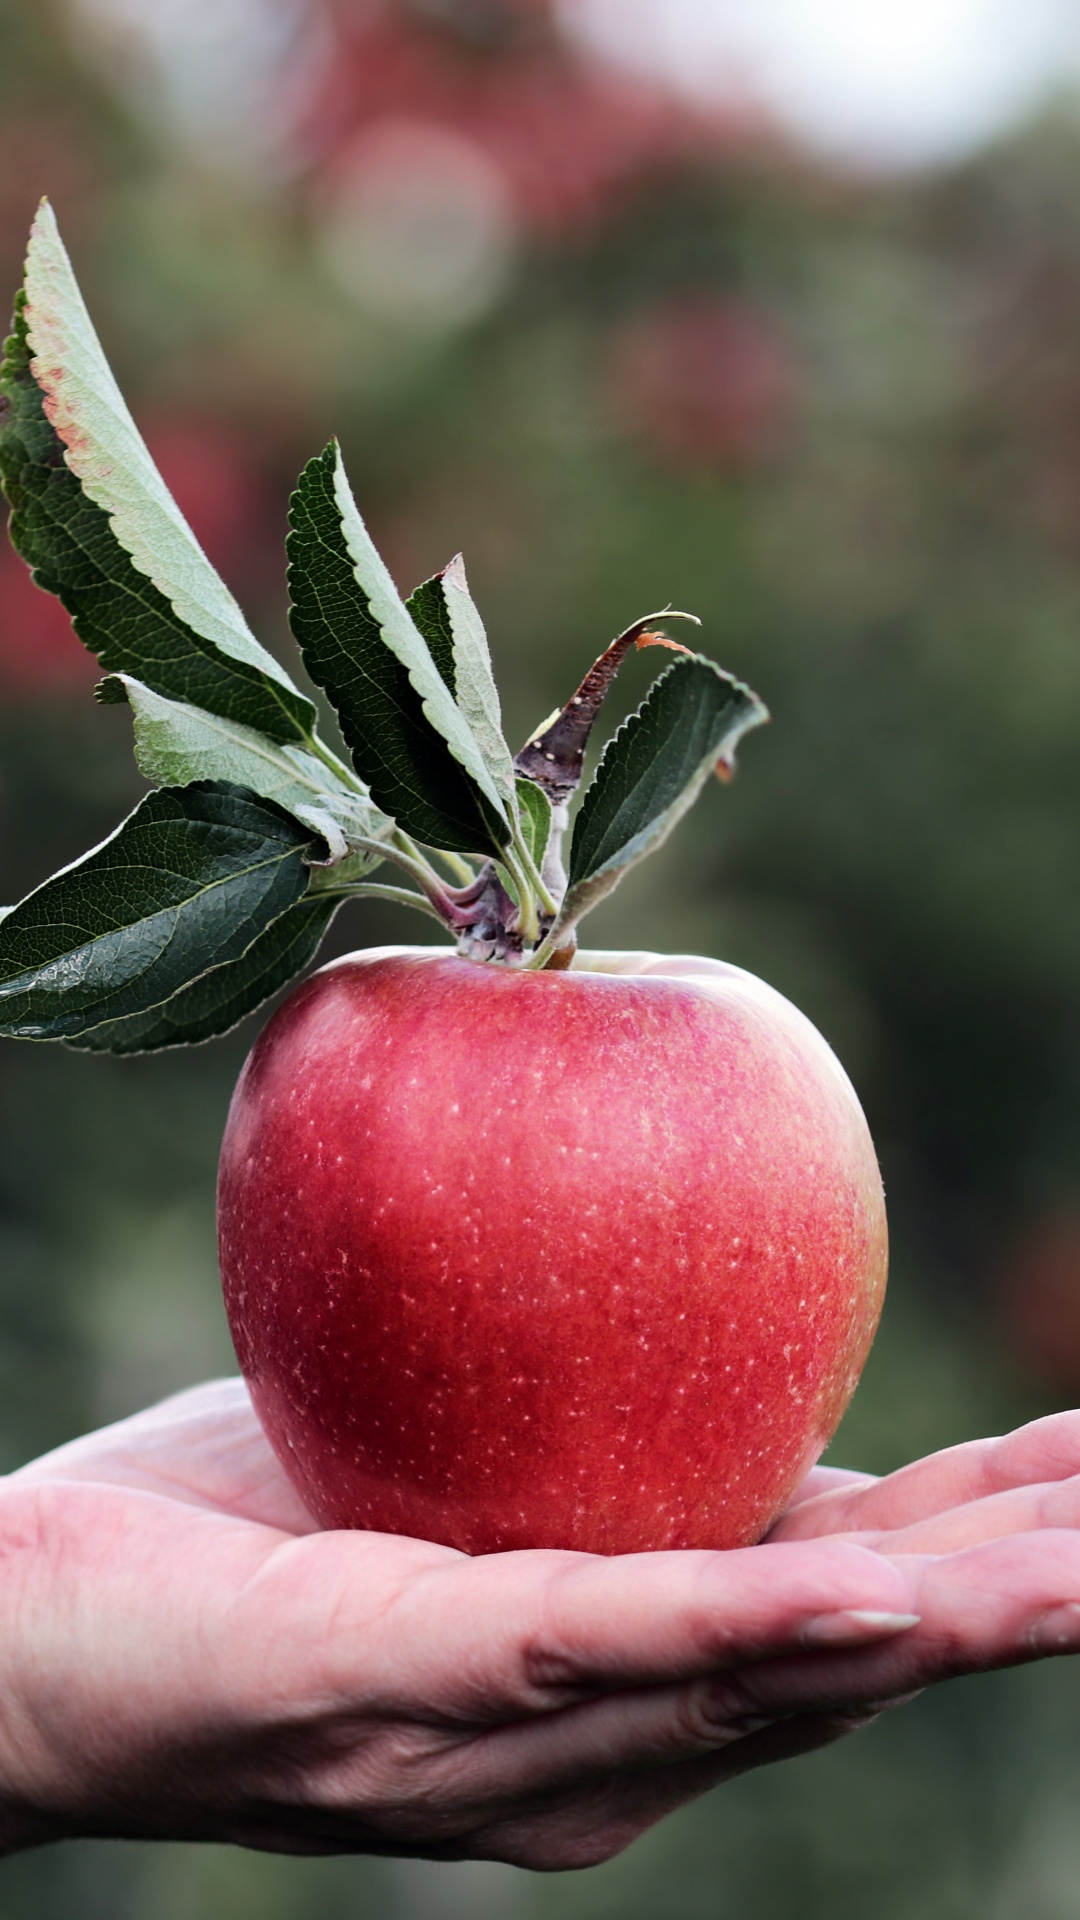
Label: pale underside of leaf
xmin=22 ymin=201 xmax=312 ymax=729
xmin=330 ymin=447 xmax=508 ymax=828
xmin=100 ymin=674 xmax=389 ymax=867
xmin=440 ymin=554 xmax=517 ymax=812
xmin=288 ymin=805 xmax=349 ymax=865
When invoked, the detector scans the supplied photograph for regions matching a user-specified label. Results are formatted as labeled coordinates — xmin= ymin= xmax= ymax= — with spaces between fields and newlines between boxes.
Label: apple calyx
xmin=0 ymin=200 xmax=769 ymax=1052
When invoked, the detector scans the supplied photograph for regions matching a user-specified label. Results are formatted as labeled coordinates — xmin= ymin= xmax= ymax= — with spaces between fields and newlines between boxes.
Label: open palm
xmin=1 ymin=1382 xmax=1079 ymax=1866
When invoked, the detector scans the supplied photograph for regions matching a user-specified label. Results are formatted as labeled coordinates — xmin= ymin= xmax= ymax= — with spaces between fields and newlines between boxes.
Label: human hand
xmin=7 ymin=1386 xmax=1080 ymax=1870
xmin=775 ymin=1407 xmax=1080 ymax=1556
xmin=0 ymin=1379 xmax=924 ymax=1868
xmin=763 ymin=1409 xmax=1080 ymax=1703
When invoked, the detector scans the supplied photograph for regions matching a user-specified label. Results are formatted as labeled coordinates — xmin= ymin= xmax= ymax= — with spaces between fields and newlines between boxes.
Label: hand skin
xmin=1 ymin=1390 xmax=1080 ymax=1869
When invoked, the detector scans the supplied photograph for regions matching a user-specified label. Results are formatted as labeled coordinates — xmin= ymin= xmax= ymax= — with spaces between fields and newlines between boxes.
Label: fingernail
xmin=1027 ymin=1603 xmax=1080 ymax=1653
xmin=800 ymin=1610 xmax=921 ymax=1649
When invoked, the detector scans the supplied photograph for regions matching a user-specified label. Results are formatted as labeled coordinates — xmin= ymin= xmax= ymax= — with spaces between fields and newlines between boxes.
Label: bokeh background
xmin=5 ymin=0 xmax=1080 ymax=1912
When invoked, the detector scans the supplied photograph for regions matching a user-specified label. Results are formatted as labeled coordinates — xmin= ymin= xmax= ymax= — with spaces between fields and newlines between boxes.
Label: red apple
xmin=217 ymin=944 xmax=886 ymax=1555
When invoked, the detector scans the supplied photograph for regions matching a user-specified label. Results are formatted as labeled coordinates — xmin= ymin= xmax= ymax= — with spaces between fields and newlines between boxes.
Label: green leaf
xmin=66 ymin=896 xmax=339 ymax=1053
xmin=408 ymin=556 xmax=520 ymax=824
xmin=98 ymin=674 xmax=390 ymax=868
xmin=558 ymin=655 xmax=768 ymax=936
xmin=0 ymin=783 xmax=317 ymax=1041
xmin=515 ymin=775 xmax=552 ymax=873
xmin=286 ymin=442 xmax=510 ymax=856
xmin=0 ymin=204 xmax=316 ymax=744
xmin=434 ymin=554 xmax=517 ymax=809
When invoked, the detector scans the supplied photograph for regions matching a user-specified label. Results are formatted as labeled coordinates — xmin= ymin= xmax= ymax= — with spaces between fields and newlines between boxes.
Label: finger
xmin=402 ymin=1655 xmax=900 ymax=1820
xmin=9 ymin=1381 xmax=323 ymax=1536
xmin=913 ymin=1530 xmax=1080 ymax=1672
xmin=788 ymin=1531 xmax=1080 ymax=1699
xmin=778 ymin=1465 xmax=877 ymax=1513
xmin=266 ymin=1704 xmax=873 ymax=1869
xmin=773 ymin=1410 xmax=1080 ymax=1542
xmin=698 ymin=1530 xmax=1080 ymax=1718
xmin=328 ymin=1650 xmax=916 ymax=1855
xmin=841 ymin=1473 xmax=1080 ymax=1556
xmin=300 ymin=1537 xmax=921 ymax=1723
xmin=462 ymin=1707 xmax=883 ymax=1871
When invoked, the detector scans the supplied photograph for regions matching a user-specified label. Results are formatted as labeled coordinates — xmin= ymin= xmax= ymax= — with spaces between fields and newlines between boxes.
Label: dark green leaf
xmin=406 ymin=572 xmax=456 ymax=695
xmin=0 ymin=783 xmax=316 ymax=1041
xmin=0 ymin=290 xmax=315 ymax=744
xmin=286 ymin=443 xmax=509 ymax=856
xmin=67 ymin=896 xmax=338 ymax=1053
xmin=560 ymin=656 xmax=768 ymax=933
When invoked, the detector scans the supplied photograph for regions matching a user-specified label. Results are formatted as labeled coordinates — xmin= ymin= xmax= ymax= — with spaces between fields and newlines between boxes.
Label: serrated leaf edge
xmin=330 ymin=445 xmax=510 ymax=834
xmin=550 ymin=656 xmax=768 ymax=944
xmin=22 ymin=201 xmax=313 ymax=728
xmin=0 ymin=788 xmax=317 ymax=1039
xmin=441 ymin=554 xmax=518 ymax=812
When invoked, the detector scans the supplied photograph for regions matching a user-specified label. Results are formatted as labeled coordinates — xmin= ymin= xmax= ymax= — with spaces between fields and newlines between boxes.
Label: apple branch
xmin=0 ymin=203 xmax=769 ymax=1040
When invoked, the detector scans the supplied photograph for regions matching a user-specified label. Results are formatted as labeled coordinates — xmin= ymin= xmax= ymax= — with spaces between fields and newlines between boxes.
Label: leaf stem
xmin=389 ymin=829 xmax=467 ymax=907
xmin=392 ymin=828 xmax=473 ymax=892
xmin=522 ymin=931 xmax=556 ymax=970
xmin=392 ymin=827 xmax=427 ymax=864
xmin=306 ymin=732 xmax=370 ymax=798
xmin=331 ymin=881 xmax=448 ymax=927
xmin=511 ymin=828 xmax=559 ymax=918
xmin=502 ymin=844 xmax=540 ymax=946
xmin=309 ymin=831 xmax=452 ymax=913
xmin=433 ymin=848 xmax=479 ymax=886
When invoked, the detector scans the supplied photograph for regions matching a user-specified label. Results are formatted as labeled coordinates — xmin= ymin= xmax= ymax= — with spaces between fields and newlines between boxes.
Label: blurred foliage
xmin=4 ymin=0 xmax=1080 ymax=1912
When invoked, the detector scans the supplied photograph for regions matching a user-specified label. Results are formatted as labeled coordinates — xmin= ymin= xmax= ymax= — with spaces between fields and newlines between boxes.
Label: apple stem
xmin=523 ymin=925 xmax=561 ymax=971
xmin=542 ymin=935 xmax=577 ymax=970
xmin=523 ymin=909 xmax=582 ymax=970
xmin=537 ymin=798 xmax=569 ymax=911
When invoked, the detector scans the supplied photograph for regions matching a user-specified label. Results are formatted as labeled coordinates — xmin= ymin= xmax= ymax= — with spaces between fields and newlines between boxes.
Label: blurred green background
xmin=6 ymin=0 xmax=1080 ymax=1912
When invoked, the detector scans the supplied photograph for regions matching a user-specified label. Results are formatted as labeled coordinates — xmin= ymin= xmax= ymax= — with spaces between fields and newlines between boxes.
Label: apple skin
xmin=217 ymin=946 xmax=886 ymax=1555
